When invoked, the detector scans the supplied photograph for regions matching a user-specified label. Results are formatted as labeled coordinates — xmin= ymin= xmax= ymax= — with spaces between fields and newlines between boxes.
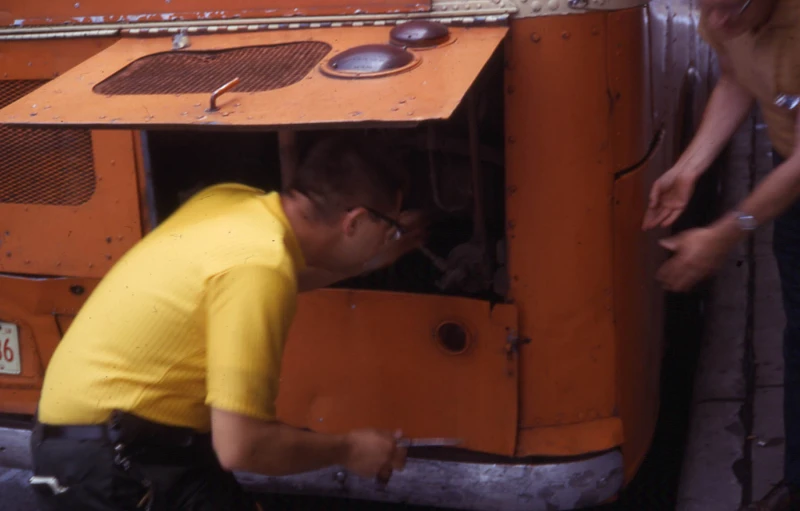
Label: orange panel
xmin=504 ymin=15 xmax=617 ymax=444
xmin=606 ymin=7 xmax=653 ymax=172
xmin=1 ymin=0 xmax=429 ymax=26
xmin=276 ymin=290 xmax=519 ymax=456
xmin=517 ymin=417 xmax=623 ymax=457
xmin=0 ymin=130 xmax=143 ymax=278
xmin=0 ymin=39 xmax=118 ymax=80
xmin=612 ymin=137 xmax=666 ymax=481
xmin=0 ymin=275 xmax=99 ymax=415
xmin=0 ymin=26 xmax=508 ymax=130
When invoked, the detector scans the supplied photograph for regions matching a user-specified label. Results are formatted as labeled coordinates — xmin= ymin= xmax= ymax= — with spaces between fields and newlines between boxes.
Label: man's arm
xmin=211 ymin=409 xmax=403 ymax=477
xmin=716 ymin=108 xmax=800 ymax=233
xmin=674 ymin=56 xmax=755 ymax=179
xmin=205 ymin=265 xmax=405 ymax=478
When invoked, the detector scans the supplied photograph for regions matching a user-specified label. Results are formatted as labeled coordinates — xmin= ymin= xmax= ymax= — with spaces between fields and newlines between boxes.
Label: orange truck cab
xmin=0 ymin=0 xmax=715 ymax=509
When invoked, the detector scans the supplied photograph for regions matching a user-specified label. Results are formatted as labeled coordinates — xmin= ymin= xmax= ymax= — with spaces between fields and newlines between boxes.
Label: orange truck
xmin=0 ymin=0 xmax=715 ymax=509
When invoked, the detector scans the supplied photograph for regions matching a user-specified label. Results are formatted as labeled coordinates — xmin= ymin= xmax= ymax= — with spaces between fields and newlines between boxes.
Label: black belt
xmin=34 ymin=411 xmax=211 ymax=449
xmin=35 ymin=423 xmax=108 ymax=442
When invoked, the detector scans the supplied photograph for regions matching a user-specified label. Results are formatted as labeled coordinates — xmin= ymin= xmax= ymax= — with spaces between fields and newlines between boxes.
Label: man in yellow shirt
xmin=643 ymin=0 xmax=800 ymax=508
xmin=28 ymin=135 xmax=423 ymax=510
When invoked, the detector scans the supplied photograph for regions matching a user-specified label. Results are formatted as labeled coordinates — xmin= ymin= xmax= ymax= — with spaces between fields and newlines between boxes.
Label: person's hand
xmin=642 ymin=166 xmax=701 ymax=230
xmin=656 ymin=225 xmax=739 ymax=292
xmin=343 ymin=429 xmax=407 ymax=481
xmin=361 ymin=211 xmax=428 ymax=274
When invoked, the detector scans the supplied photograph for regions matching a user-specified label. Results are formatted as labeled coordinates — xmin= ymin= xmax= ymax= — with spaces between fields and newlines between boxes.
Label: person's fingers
xmin=658 ymin=236 xmax=680 ymax=252
xmin=648 ymin=182 xmax=664 ymax=209
xmin=642 ymin=208 xmax=661 ymax=230
xmin=661 ymin=208 xmax=684 ymax=228
xmin=376 ymin=464 xmax=393 ymax=485
xmin=392 ymin=446 xmax=407 ymax=471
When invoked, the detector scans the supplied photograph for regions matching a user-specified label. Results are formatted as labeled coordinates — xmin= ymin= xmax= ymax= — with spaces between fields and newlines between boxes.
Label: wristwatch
xmin=732 ymin=211 xmax=758 ymax=231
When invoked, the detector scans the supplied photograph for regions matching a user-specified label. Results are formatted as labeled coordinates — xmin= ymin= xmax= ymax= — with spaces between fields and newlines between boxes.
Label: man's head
xmin=699 ymin=0 xmax=777 ymax=39
xmin=282 ymin=134 xmax=409 ymax=274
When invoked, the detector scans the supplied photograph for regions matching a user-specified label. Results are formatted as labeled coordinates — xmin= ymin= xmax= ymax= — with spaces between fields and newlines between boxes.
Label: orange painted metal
xmin=516 ymin=417 xmax=624 ymax=457
xmin=612 ymin=136 xmax=666 ymax=481
xmin=0 ymin=130 xmax=143 ymax=279
xmin=0 ymin=39 xmax=118 ymax=80
xmin=1 ymin=0 xmax=429 ymax=27
xmin=0 ymin=3 xmax=718 ymax=499
xmin=0 ymin=38 xmax=143 ymax=279
xmin=276 ymin=290 xmax=520 ymax=456
xmin=504 ymin=15 xmax=619 ymax=450
xmin=0 ymin=275 xmax=99 ymax=415
xmin=606 ymin=8 xmax=653 ymax=172
xmin=0 ymin=27 xmax=508 ymax=130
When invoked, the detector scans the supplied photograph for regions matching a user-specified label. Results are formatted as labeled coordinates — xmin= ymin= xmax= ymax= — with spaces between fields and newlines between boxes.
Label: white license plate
xmin=0 ymin=322 xmax=21 ymax=375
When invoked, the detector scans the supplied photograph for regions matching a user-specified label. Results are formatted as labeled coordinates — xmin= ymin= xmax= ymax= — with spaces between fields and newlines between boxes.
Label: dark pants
xmin=772 ymin=150 xmax=800 ymax=489
xmin=29 ymin=411 xmax=258 ymax=511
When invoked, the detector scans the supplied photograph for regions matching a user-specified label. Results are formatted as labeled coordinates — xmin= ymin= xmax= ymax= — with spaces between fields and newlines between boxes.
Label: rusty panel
xmin=0 ymin=81 xmax=96 ymax=206
xmin=276 ymin=290 xmax=519 ymax=456
xmin=0 ymin=39 xmax=118 ymax=80
xmin=94 ymin=43 xmax=332 ymax=95
xmin=504 ymin=15 xmax=617 ymax=448
xmin=1 ymin=0 xmax=429 ymax=27
xmin=0 ymin=130 xmax=142 ymax=278
xmin=0 ymin=275 xmax=99 ymax=415
xmin=0 ymin=26 xmax=508 ymax=129
xmin=517 ymin=417 xmax=623 ymax=457
xmin=612 ymin=139 xmax=666 ymax=482
xmin=607 ymin=7 xmax=653 ymax=172
xmin=0 ymin=40 xmax=143 ymax=278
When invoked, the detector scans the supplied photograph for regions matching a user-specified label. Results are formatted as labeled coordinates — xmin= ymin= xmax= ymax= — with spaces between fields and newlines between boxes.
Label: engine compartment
xmin=144 ymin=52 xmax=507 ymax=301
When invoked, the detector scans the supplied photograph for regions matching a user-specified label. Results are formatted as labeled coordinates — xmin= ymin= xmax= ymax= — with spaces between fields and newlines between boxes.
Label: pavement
xmin=676 ymin=111 xmax=786 ymax=510
xmin=0 ymin=468 xmax=39 ymax=510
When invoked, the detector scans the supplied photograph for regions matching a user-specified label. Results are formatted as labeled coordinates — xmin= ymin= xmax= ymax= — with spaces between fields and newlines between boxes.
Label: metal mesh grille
xmin=0 ymin=80 xmax=96 ymax=206
xmin=94 ymin=42 xmax=332 ymax=95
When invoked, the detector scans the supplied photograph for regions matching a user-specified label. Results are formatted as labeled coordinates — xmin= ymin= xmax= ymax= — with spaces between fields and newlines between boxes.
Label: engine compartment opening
xmin=144 ymin=50 xmax=507 ymax=301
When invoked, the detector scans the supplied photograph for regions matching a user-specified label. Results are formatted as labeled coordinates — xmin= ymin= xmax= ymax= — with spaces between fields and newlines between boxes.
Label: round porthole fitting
xmin=435 ymin=321 xmax=471 ymax=355
xmin=320 ymin=44 xmax=421 ymax=79
xmin=390 ymin=21 xmax=453 ymax=49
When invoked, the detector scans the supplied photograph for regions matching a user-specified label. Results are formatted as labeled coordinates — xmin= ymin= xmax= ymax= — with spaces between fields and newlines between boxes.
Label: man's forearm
xmin=243 ymin=423 xmax=349 ymax=476
xmin=212 ymin=409 xmax=350 ymax=475
xmin=722 ymin=154 xmax=800 ymax=231
xmin=677 ymin=73 xmax=755 ymax=176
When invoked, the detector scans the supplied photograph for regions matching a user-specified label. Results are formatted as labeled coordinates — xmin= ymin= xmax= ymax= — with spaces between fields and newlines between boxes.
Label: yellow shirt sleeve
xmin=204 ymin=264 xmax=297 ymax=421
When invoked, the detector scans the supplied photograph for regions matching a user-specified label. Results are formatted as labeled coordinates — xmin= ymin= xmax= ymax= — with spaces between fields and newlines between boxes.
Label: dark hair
xmin=286 ymin=134 xmax=408 ymax=218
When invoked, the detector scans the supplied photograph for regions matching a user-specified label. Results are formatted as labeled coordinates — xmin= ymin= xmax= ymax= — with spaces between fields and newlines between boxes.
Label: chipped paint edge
xmin=1 ymin=0 xmax=651 ymax=40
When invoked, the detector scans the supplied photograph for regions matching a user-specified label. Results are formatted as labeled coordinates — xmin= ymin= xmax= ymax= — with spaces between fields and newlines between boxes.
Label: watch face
xmin=738 ymin=214 xmax=757 ymax=230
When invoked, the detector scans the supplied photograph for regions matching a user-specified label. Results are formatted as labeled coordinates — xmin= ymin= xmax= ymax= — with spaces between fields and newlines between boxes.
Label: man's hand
xmin=361 ymin=211 xmax=428 ymax=274
xmin=656 ymin=224 xmax=739 ymax=292
xmin=642 ymin=166 xmax=700 ymax=230
xmin=343 ymin=429 xmax=407 ymax=480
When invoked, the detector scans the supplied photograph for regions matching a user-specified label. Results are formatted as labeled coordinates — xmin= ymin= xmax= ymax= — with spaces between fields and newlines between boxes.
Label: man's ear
xmin=342 ymin=208 xmax=365 ymax=237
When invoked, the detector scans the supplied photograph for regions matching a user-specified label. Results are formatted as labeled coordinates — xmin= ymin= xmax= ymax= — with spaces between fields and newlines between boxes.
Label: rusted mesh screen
xmin=94 ymin=42 xmax=332 ymax=95
xmin=0 ymin=80 xmax=96 ymax=206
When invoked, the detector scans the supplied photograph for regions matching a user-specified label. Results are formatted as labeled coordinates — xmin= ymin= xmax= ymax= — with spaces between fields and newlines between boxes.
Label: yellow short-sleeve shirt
xmin=37 ymin=184 xmax=306 ymax=431
xmin=698 ymin=1 xmax=800 ymax=158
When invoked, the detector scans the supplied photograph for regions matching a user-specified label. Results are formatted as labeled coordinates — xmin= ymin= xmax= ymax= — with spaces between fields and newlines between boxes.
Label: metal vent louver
xmin=93 ymin=42 xmax=332 ymax=95
xmin=0 ymin=80 xmax=96 ymax=206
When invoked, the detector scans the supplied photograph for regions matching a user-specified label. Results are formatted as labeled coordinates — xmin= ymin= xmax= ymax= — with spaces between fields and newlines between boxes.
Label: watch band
xmin=732 ymin=211 xmax=758 ymax=231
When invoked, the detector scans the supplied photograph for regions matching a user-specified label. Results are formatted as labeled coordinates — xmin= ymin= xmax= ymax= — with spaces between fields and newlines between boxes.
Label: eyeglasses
xmin=362 ymin=206 xmax=405 ymax=242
